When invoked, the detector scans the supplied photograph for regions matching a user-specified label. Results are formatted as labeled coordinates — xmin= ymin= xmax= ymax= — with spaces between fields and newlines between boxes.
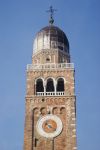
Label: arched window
xmin=36 ymin=79 xmax=44 ymax=92
xmin=40 ymin=107 xmax=47 ymax=115
xmin=33 ymin=108 xmax=39 ymax=115
xmin=60 ymin=107 xmax=66 ymax=114
xmin=46 ymin=55 xmax=51 ymax=63
xmin=52 ymin=107 xmax=59 ymax=114
xmin=46 ymin=78 xmax=54 ymax=92
xmin=46 ymin=58 xmax=50 ymax=62
xmin=57 ymin=78 xmax=64 ymax=91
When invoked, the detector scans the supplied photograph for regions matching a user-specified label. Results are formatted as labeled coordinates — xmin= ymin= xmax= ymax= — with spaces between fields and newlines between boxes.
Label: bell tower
xmin=24 ymin=6 xmax=77 ymax=150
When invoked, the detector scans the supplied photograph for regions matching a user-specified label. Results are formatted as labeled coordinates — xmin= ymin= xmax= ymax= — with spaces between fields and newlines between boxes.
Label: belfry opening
xmin=46 ymin=78 xmax=54 ymax=92
xmin=36 ymin=79 xmax=44 ymax=92
xmin=57 ymin=78 xmax=64 ymax=92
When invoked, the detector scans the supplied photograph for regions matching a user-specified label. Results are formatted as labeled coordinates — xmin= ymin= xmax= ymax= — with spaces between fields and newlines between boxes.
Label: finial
xmin=46 ymin=6 xmax=57 ymax=25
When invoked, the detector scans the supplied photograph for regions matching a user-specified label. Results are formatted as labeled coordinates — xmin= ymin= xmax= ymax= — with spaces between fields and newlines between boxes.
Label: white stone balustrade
xmin=27 ymin=63 xmax=74 ymax=71
xmin=36 ymin=92 xmax=65 ymax=96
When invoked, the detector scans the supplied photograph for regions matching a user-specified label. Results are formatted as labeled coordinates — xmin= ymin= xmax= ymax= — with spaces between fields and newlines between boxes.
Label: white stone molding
xmin=27 ymin=63 xmax=74 ymax=71
xmin=71 ymin=124 xmax=76 ymax=127
xmin=72 ymin=129 xmax=76 ymax=132
xmin=45 ymin=76 xmax=55 ymax=85
xmin=72 ymin=135 xmax=76 ymax=137
xmin=56 ymin=76 xmax=66 ymax=83
xmin=73 ymin=147 xmax=77 ymax=150
xmin=35 ymin=77 xmax=44 ymax=84
xmin=36 ymin=114 xmax=63 ymax=138
xmin=72 ymin=118 xmax=76 ymax=121
xmin=72 ymin=112 xmax=75 ymax=115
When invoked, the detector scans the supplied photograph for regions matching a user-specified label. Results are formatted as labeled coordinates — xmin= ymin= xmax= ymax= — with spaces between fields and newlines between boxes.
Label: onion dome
xmin=33 ymin=25 xmax=69 ymax=54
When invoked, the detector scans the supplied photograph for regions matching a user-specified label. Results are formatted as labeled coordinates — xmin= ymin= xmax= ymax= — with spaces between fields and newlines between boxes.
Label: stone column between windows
xmin=44 ymin=81 xmax=46 ymax=96
xmin=54 ymin=81 xmax=57 ymax=95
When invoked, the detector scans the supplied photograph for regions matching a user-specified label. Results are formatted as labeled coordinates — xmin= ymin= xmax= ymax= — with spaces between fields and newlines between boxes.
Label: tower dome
xmin=33 ymin=25 xmax=69 ymax=54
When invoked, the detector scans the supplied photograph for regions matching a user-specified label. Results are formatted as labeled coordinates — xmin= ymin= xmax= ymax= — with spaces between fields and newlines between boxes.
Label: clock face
xmin=36 ymin=114 xmax=63 ymax=138
xmin=42 ymin=119 xmax=57 ymax=133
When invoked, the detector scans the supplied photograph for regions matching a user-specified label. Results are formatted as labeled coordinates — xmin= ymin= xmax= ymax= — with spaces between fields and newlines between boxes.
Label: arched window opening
xmin=46 ymin=58 xmax=50 ymax=62
xmin=57 ymin=78 xmax=64 ymax=91
xmin=46 ymin=55 xmax=51 ymax=63
xmin=52 ymin=107 xmax=59 ymax=115
xmin=46 ymin=78 xmax=54 ymax=92
xmin=36 ymin=79 xmax=44 ymax=92
xmin=60 ymin=107 xmax=66 ymax=114
xmin=33 ymin=108 xmax=39 ymax=115
xmin=40 ymin=107 xmax=47 ymax=115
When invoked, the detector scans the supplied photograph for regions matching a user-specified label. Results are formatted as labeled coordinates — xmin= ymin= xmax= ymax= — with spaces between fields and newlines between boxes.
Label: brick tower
xmin=24 ymin=6 xmax=77 ymax=150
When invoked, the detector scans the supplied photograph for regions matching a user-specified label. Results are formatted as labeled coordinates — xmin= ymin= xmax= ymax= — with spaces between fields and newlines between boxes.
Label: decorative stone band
xmin=27 ymin=63 xmax=74 ymax=71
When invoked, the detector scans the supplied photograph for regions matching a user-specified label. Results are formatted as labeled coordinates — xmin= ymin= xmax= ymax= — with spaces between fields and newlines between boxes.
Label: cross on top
xmin=46 ymin=6 xmax=57 ymax=25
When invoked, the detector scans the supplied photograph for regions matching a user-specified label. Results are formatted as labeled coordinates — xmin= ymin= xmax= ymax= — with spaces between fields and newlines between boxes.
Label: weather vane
xmin=46 ymin=6 xmax=57 ymax=25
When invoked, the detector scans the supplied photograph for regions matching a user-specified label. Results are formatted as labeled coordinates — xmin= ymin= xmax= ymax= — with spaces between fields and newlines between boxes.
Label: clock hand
xmin=48 ymin=124 xmax=52 ymax=128
xmin=45 ymin=121 xmax=56 ymax=131
xmin=47 ymin=124 xmax=56 ymax=131
xmin=45 ymin=121 xmax=52 ymax=128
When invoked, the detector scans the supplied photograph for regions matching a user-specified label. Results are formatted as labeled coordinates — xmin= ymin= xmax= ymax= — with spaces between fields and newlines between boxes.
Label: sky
xmin=0 ymin=0 xmax=100 ymax=150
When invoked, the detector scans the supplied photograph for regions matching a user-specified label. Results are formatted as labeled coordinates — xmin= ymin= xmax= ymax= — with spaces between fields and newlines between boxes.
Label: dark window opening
xmin=46 ymin=78 xmax=54 ymax=92
xmin=36 ymin=79 xmax=44 ymax=92
xmin=58 ymin=46 xmax=63 ymax=50
xmin=46 ymin=58 xmax=50 ymax=62
xmin=57 ymin=78 xmax=64 ymax=91
xmin=35 ymin=138 xmax=38 ymax=147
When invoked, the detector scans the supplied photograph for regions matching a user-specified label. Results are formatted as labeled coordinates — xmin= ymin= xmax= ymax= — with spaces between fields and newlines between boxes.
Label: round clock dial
xmin=42 ymin=119 xmax=57 ymax=133
xmin=36 ymin=114 xmax=63 ymax=138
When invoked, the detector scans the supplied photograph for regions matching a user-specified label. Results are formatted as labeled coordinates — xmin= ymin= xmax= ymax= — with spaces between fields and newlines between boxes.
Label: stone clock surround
xmin=36 ymin=114 xmax=63 ymax=138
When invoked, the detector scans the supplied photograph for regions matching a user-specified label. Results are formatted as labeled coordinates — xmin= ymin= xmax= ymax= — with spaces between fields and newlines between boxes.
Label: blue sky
xmin=0 ymin=0 xmax=100 ymax=150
